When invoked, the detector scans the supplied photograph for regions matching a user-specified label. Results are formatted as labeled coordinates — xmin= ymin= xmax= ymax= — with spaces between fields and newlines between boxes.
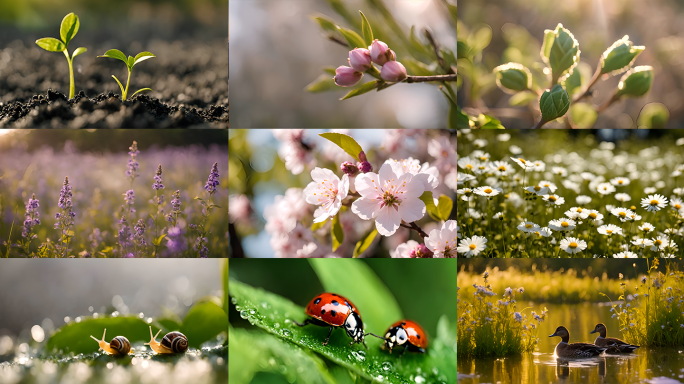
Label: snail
xmin=145 ymin=326 xmax=188 ymax=354
xmin=89 ymin=329 xmax=133 ymax=356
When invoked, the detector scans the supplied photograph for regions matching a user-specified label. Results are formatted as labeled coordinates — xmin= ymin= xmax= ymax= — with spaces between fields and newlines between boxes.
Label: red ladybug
xmin=293 ymin=292 xmax=366 ymax=348
xmin=369 ymin=320 xmax=428 ymax=355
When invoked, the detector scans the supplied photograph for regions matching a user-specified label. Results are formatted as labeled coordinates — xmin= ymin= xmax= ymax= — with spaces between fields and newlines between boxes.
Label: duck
xmin=590 ymin=323 xmax=639 ymax=353
xmin=549 ymin=326 xmax=607 ymax=358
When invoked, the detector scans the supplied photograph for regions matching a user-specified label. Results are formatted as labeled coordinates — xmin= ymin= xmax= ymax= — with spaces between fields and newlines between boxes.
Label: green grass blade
xmin=111 ymin=75 xmax=125 ymax=96
xmin=130 ymin=88 xmax=153 ymax=98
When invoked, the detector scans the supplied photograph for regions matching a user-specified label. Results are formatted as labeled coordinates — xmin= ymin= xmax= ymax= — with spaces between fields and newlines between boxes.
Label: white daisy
xmin=532 ymin=227 xmax=553 ymax=238
xmin=565 ymin=207 xmax=589 ymax=220
xmin=490 ymin=161 xmax=513 ymax=176
xmin=471 ymin=150 xmax=490 ymax=162
xmin=560 ymin=237 xmax=587 ymax=254
xmin=671 ymin=198 xmax=683 ymax=211
xmin=597 ymin=224 xmax=623 ymax=236
xmin=615 ymin=193 xmax=632 ymax=202
xmin=549 ymin=219 xmax=576 ymax=231
xmin=580 ymin=172 xmax=596 ymax=181
xmin=651 ymin=236 xmax=676 ymax=252
xmin=510 ymin=157 xmax=534 ymax=170
xmin=517 ymin=221 xmax=540 ymax=233
xmin=614 ymin=251 xmax=638 ymax=258
xmin=576 ymin=195 xmax=592 ymax=205
xmin=457 ymin=173 xmax=476 ymax=185
xmin=638 ymin=223 xmax=655 ymax=233
xmin=532 ymin=160 xmax=546 ymax=172
xmin=509 ymin=145 xmax=523 ymax=155
xmin=542 ymin=194 xmax=565 ymax=206
xmin=641 ymin=194 xmax=668 ymax=212
xmin=611 ymin=207 xmax=636 ymax=222
xmin=610 ymin=177 xmax=631 ymax=186
xmin=596 ymin=183 xmax=616 ymax=195
xmin=551 ymin=167 xmax=568 ymax=177
xmin=457 ymin=236 xmax=488 ymax=257
xmin=493 ymin=212 xmax=504 ymax=220
xmin=457 ymin=157 xmax=479 ymax=172
xmin=474 ymin=186 xmax=503 ymax=197
xmin=585 ymin=210 xmax=604 ymax=221
xmin=632 ymin=238 xmax=654 ymax=248
xmin=524 ymin=185 xmax=550 ymax=195
xmin=538 ymin=180 xmax=558 ymax=193
xmin=644 ymin=187 xmax=657 ymax=194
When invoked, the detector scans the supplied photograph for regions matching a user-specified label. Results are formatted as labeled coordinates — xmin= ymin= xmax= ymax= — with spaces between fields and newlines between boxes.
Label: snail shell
xmin=110 ymin=336 xmax=132 ymax=354
xmin=161 ymin=331 xmax=189 ymax=353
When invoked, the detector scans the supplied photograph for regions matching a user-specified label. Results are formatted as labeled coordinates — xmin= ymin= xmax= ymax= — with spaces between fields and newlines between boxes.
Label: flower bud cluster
xmin=334 ymin=39 xmax=408 ymax=87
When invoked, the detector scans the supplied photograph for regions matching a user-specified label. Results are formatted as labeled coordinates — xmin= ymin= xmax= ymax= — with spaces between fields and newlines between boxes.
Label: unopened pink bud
xmin=340 ymin=161 xmax=360 ymax=177
xmin=358 ymin=151 xmax=367 ymax=162
xmin=380 ymin=61 xmax=407 ymax=82
xmin=348 ymin=48 xmax=372 ymax=72
xmin=370 ymin=39 xmax=394 ymax=66
xmin=358 ymin=161 xmax=372 ymax=173
xmin=334 ymin=66 xmax=363 ymax=87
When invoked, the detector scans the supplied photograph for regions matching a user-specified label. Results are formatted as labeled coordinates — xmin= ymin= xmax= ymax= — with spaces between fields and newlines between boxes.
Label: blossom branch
xmin=400 ymin=221 xmax=429 ymax=239
xmin=405 ymin=74 xmax=458 ymax=83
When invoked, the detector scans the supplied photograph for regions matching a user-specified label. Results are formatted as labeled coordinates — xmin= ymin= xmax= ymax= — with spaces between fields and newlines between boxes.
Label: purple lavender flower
xmin=55 ymin=177 xmax=76 ymax=257
xmin=204 ymin=162 xmax=220 ymax=194
xmin=152 ymin=164 xmax=164 ymax=190
xmin=166 ymin=190 xmax=182 ymax=225
xmin=89 ymin=228 xmax=102 ymax=249
xmin=126 ymin=141 xmax=140 ymax=182
xmin=123 ymin=189 xmax=136 ymax=213
xmin=166 ymin=226 xmax=185 ymax=254
xmin=58 ymin=177 xmax=73 ymax=210
xmin=118 ymin=215 xmax=132 ymax=250
xmin=134 ymin=219 xmax=146 ymax=246
xmin=22 ymin=194 xmax=40 ymax=238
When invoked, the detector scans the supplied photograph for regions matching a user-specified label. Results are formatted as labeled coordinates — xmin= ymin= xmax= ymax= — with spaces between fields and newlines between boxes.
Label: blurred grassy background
xmin=459 ymin=0 xmax=684 ymax=127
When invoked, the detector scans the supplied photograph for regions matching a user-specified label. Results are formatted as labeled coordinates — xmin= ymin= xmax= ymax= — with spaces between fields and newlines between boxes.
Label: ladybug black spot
xmin=314 ymin=298 xmax=322 ymax=305
xmin=401 ymin=322 xmax=407 ymax=326
xmin=331 ymin=310 xmax=337 ymax=317
xmin=331 ymin=300 xmax=339 ymax=306
xmin=417 ymin=334 xmax=421 ymax=339
xmin=321 ymin=309 xmax=326 ymax=315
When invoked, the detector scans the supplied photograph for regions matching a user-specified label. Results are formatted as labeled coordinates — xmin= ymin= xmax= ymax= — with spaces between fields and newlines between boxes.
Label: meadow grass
xmin=457 ymin=271 xmax=547 ymax=357
xmin=607 ymin=259 xmax=684 ymax=346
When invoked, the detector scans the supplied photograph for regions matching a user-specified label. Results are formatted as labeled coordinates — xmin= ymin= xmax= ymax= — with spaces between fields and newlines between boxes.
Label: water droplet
xmin=414 ymin=376 xmax=425 ymax=384
xmin=351 ymin=351 xmax=366 ymax=361
xmin=274 ymin=323 xmax=280 ymax=329
xmin=381 ymin=362 xmax=392 ymax=371
xmin=376 ymin=375 xmax=384 ymax=382
xmin=235 ymin=305 xmax=241 ymax=311
xmin=261 ymin=302 xmax=270 ymax=309
xmin=282 ymin=330 xmax=291 ymax=337
xmin=249 ymin=309 xmax=256 ymax=315
xmin=239 ymin=310 xmax=249 ymax=319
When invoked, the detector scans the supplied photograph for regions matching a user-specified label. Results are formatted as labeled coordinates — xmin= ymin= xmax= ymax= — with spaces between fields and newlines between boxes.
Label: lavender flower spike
xmin=134 ymin=219 xmax=146 ymax=246
xmin=126 ymin=141 xmax=140 ymax=182
xmin=204 ymin=162 xmax=220 ymax=195
xmin=22 ymin=194 xmax=41 ymax=238
xmin=152 ymin=164 xmax=164 ymax=190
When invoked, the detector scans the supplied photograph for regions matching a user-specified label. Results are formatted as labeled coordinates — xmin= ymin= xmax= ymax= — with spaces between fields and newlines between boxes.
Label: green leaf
xmin=337 ymin=26 xmax=366 ymax=49
xmin=180 ymin=300 xmax=228 ymax=348
xmin=318 ymin=132 xmax=365 ymax=162
xmin=475 ymin=114 xmax=505 ymax=129
xmin=305 ymin=74 xmax=338 ymax=93
xmin=35 ymin=38 xmax=65 ymax=52
xmin=601 ymin=35 xmax=644 ymax=75
xmin=570 ymin=102 xmax=598 ymax=128
xmin=457 ymin=40 xmax=471 ymax=59
xmin=352 ymin=228 xmax=378 ymax=258
xmin=509 ymin=91 xmax=538 ymax=107
xmin=493 ymin=62 xmax=531 ymax=93
xmin=359 ymin=11 xmax=374 ymax=47
xmin=340 ymin=80 xmax=380 ymax=100
xmin=222 ymin=259 xmax=229 ymax=319
xmin=130 ymin=88 xmax=153 ymax=98
xmin=229 ymin=327 xmax=337 ymax=384
xmin=541 ymin=23 xmax=580 ymax=84
xmin=409 ymin=26 xmax=433 ymax=57
xmin=322 ymin=66 xmax=337 ymax=75
xmin=60 ymin=12 xmax=79 ymax=45
xmin=562 ymin=64 xmax=583 ymax=96
xmin=111 ymin=75 xmax=125 ymax=95
xmin=331 ymin=213 xmax=344 ymax=252
xmin=310 ymin=220 xmax=326 ymax=232
xmin=152 ymin=234 xmax=167 ymax=246
xmin=312 ymin=16 xmax=340 ymax=34
xmin=615 ymin=66 xmax=653 ymax=98
xmin=127 ymin=55 xmax=135 ymax=68
xmin=637 ymin=102 xmax=669 ymax=128
xmin=540 ymin=84 xmax=570 ymax=122
xmin=99 ymin=49 xmax=128 ymax=64
xmin=420 ymin=191 xmax=440 ymax=221
xmin=72 ymin=47 xmax=87 ymax=58
xmin=45 ymin=317 xmax=158 ymax=354
xmin=229 ymin=279 xmax=454 ymax=384
xmin=456 ymin=105 xmax=470 ymax=128
xmin=133 ymin=51 xmax=156 ymax=66
xmin=157 ymin=317 xmax=182 ymax=334
xmin=436 ymin=195 xmax=454 ymax=221
xmin=309 ymin=259 xmax=403 ymax=333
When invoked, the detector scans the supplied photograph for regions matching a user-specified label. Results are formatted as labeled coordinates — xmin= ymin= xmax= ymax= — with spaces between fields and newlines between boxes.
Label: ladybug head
xmin=343 ymin=312 xmax=365 ymax=344
xmin=383 ymin=325 xmax=408 ymax=353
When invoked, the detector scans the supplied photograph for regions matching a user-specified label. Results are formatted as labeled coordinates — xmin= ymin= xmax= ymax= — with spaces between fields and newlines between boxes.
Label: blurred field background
xmin=229 ymin=0 xmax=456 ymax=128
xmin=458 ymin=0 xmax=684 ymax=128
xmin=0 ymin=130 xmax=228 ymax=257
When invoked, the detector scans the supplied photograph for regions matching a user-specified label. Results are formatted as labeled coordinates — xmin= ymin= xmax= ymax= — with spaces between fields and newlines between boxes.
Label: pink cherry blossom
xmin=428 ymin=136 xmax=457 ymax=172
xmin=304 ymin=168 xmax=350 ymax=223
xmin=425 ymin=220 xmax=457 ymax=258
xmin=380 ymin=61 xmax=407 ymax=82
xmin=348 ymin=48 xmax=372 ymax=72
xmin=228 ymin=194 xmax=251 ymax=223
xmin=384 ymin=157 xmax=439 ymax=192
xmin=273 ymin=130 xmax=316 ymax=175
xmin=351 ymin=163 xmax=426 ymax=236
xmin=264 ymin=188 xmax=309 ymax=235
xmin=334 ymin=66 xmax=363 ymax=87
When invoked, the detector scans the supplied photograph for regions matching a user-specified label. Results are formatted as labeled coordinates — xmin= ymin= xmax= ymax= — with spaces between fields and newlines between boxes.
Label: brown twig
xmin=572 ymin=64 xmax=602 ymax=103
xmin=531 ymin=119 xmax=547 ymax=129
xmin=400 ymin=221 xmax=429 ymax=239
xmin=406 ymin=74 xmax=458 ymax=83
xmin=424 ymin=29 xmax=454 ymax=74
xmin=597 ymin=93 xmax=619 ymax=113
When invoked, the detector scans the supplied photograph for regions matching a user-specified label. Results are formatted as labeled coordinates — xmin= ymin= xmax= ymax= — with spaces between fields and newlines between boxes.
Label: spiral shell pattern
xmin=161 ymin=332 xmax=188 ymax=353
xmin=110 ymin=336 xmax=131 ymax=355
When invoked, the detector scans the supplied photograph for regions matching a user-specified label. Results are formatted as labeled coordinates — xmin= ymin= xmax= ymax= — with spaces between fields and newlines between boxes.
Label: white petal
xmin=375 ymin=206 xmax=401 ymax=236
xmin=310 ymin=167 xmax=337 ymax=183
xmin=378 ymin=163 xmax=397 ymax=186
xmin=398 ymin=198 xmax=425 ymax=223
xmin=339 ymin=174 xmax=350 ymax=199
xmin=352 ymin=197 xmax=379 ymax=220
xmin=355 ymin=172 xmax=380 ymax=197
xmin=313 ymin=207 xmax=330 ymax=223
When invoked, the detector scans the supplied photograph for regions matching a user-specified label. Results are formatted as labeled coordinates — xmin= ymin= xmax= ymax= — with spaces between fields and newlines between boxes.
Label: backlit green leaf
xmin=180 ymin=300 xmax=228 ymax=348
xmin=60 ymin=12 xmax=79 ymax=45
xmin=331 ymin=213 xmax=344 ymax=252
xmin=540 ymin=84 xmax=570 ymax=122
xmin=305 ymin=74 xmax=338 ymax=93
xmin=46 ymin=317 xmax=159 ymax=354
xmin=494 ymin=62 xmax=531 ymax=93
xmin=420 ymin=191 xmax=440 ymax=221
xmin=35 ymin=38 xmax=65 ymax=52
xmin=637 ymin=102 xmax=669 ymax=128
xmin=130 ymin=88 xmax=153 ymax=98
xmin=436 ymin=195 xmax=454 ymax=221
xmin=541 ymin=23 xmax=580 ymax=84
xmin=359 ymin=11 xmax=373 ymax=47
xmin=352 ymin=228 xmax=378 ymax=258
xmin=601 ymin=35 xmax=644 ymax=75
xmin=99 ymin=49 xmax=128 ymax=64
xmin=340 ymin=80 xmax=379 ymax=100
xmin=337 ymin=26 xmax=366 ymax=49
xmin=312 ymin=16 xmax=340 ymax=34
xmin=318 ymin=132 xmax=364 ymax=161
xmin=615 ymin=66 xmax=653 ymax=98
xmin=570 ymin=102 xmax=598 ymax=128
xmin=133 ymin=51 xmax=156 ymax=66
xmin=72 ymin=47 xmax=87 ymax=58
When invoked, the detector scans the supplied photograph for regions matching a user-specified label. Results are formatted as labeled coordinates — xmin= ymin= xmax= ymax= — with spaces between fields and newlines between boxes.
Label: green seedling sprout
xmin=98 ymin=50 xmax=155 ymax=101
xmin=35 ymin=13 xmax=87 ymax=99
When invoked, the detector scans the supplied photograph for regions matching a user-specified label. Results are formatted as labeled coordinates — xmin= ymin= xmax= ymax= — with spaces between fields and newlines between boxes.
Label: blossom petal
xmin=355 ymin=172 xmax=380 ymax=197
xmin=339 ymin=174 xmax=350 ymax=200
xmin=310 ymin=167 xmax=337 ymax=183
xmin=397 ymin=198 xmax=425 ymax=223
xmin=375 ymin=205 xmax=401 ymax=236
xmin=351 ymin=197 xmax=379 ymax=220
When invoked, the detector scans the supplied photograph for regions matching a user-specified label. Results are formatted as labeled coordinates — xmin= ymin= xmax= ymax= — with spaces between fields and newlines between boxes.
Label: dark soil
xmin=0 ymin=34 xmax=228 ymax=128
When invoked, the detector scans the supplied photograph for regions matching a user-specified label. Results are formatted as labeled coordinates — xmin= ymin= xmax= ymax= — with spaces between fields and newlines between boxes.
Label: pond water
xmin=458 ymin=303 xmax=684 ymax=383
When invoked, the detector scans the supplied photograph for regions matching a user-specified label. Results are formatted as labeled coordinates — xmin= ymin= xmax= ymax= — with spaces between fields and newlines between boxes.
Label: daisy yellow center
xmin=549 ymin=196 xmax=557 ymax=202
xmin=569 ymin=242 xmax=578 ymax=249
xmin=676 ymin=204 xmax=682 ymax=209
xmin=518 ymin=158 xmax=526 ymax=164
xmin=650 ymin=200 xmax=659 ymax=206
xmin=561 ymin=222 xmax=569 ymax=227
xmin=544 ymin=184 xmax=550 ymax=187
xmin=655 ymin=240 xmax=662 ymax=246
xmin=525 ymin=224 xmax=533 ymax=228
xmin=618 ymin=180 xmax=624 ymax=184
xmin=631 ymin=206 xmax=636 ymax=210
xmin=480 ymin=157 xmax=487 ymax=161
xmin=469 ymin=244 xmax=476 ymax=250
xmin=479 ymin=166 xmax=486 ymax=170
xmin=498 ymin=166 xmax=506 ymax=171
xmin=534 ymin=186 xmax=541 ymax=191
xmin=619 ymin=212 xmax=626 ymax=218
xmin=466 ymin=164 xmax=473 ymax=169
xmin=484 ymin=188 xmax=493 ymax=194
xmin=589 ymin=213 xmax=597 ymax=219
xmin=577 ymin=208 xmax=583 ymax=212
xmin=606 ymin=230 xmax=613 ymax=234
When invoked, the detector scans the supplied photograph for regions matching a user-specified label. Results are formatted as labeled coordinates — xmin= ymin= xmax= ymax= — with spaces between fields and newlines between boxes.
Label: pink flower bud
xmin=348 ymin=48 xmax=372 ymax=72
xmin=369 ymin=39 xmax=395 ymax=66
xmin=358 ymin=151 xmax=367 ymax=162
xmin=340 ymin=161 xmax=360 ymax=177
xmin=358 ymin=161 xmax=372 ymax=173
xmin=380 ymin=61 xmax=407 ymax=82
xmin=334 ymin=66 xmax=363 ymax=87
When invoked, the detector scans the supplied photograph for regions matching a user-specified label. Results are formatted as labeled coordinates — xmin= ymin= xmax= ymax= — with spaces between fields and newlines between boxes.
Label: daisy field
xmin=456 ymin=130 xmax=684 ymax=258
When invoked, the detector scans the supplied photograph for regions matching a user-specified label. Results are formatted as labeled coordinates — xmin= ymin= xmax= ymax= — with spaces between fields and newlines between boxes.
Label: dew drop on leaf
xmin=249 ymin=310 xmax=256 ymax=315
xmin=351 ymin=351 xmax=366 ymax=361
xmin=239 ymin=310 xmax=249 ymax=319
xmin=381 ymin=362 xmax=392 ymax=371
xmin=282 ymin=330 xmax=291 ymax=337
